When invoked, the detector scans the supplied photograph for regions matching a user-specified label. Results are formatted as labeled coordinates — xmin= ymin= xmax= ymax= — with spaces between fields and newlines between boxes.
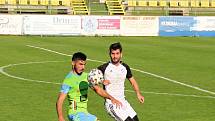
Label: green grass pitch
xmin=0 ymin=36 xmax=215 ymax=121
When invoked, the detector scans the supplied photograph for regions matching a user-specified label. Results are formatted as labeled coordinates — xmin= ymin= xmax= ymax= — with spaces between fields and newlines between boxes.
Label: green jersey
xmin=60 ymin=72 xmax=89 ymax=115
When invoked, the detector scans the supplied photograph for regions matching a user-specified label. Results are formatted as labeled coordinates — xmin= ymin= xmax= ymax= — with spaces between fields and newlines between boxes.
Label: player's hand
xmin=111 ymin=98 xmax=123 ymax=109
xmin=103 ymin=80 xmax=111 ymax=85
xmin=137 ymin=93 xmax=144 ymax=103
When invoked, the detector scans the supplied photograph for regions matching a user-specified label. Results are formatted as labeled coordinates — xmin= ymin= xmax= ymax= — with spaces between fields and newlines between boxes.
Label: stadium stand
xmin=159 ymin=0 xmax=167 ymax=6
xmin=19 ymin=0 xmax=28 ymax=5
xmin=128 ymin=0 xmax=136 ymax=6
xmin=106 ymin=0 xmax=125 ymax=15
xmin=30 ymin=0 xmax=39 ymax=5
xmin=190 ymin=0 xmax=200 ymax=7
xmin=180 ymin=1 xmax=189 ymax=7
xmin=0 ymin=0 xmax=89 ymax=14
xmin=170 ymin=1 xmax=179 ymax=7
xmin=138 ymin=1 xmax=146 ymax=6
xmin=148 ymin=1 xmax=158 ymax=7
xmin=0 ymin=0 xmax=5 ymax=4
xmin=40 ymin=0 xmax=49 ymax=5
xmin=50 ymin=0 xmax=60 ymax=6
xmin=125 ymin=0 xmax=215 ymax=8
xmin=201 ymin=0 xmax=209 ymax=7
xmin=62 ymin=0 xmax=71 ymax=6
xmin=7 ymin=0 xmax=17 ymax=4
xmin=212 ymin=0 xmax=215 ymax=7
xmin=126 ymin=0 xmax=215 ymax=15
xmin=71 ymin=0 xmax=89 ymax=15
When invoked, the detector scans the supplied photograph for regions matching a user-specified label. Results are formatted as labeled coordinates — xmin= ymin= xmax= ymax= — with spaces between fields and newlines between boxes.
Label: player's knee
xmin=124 ymin=116 xmax=133 ymax=121
xmin=132 ymin=115 xmax=139 ymax=121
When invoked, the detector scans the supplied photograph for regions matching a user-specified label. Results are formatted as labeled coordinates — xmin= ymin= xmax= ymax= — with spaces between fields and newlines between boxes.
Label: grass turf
xmin=0 ymin=36 xmax=215 ymax=121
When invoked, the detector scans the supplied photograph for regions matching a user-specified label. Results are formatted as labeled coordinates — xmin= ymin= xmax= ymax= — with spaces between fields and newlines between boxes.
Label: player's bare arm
xmin=56 ymin=93 xmax=67 ymax=121
xmin=102 ymin=80 xmax=111 ymax=85
xmin=91 ymin=85 xmax=122 ymax=108
xmin=129 ymin=77 xmax=144 ymax=103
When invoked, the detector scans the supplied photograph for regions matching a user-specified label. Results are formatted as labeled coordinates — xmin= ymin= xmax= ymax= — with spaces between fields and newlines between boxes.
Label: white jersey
xmin=98 ymin=61 xmax=132 ymax=100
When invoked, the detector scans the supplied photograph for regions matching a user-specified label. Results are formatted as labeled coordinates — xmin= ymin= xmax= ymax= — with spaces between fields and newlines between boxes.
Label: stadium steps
xmin=71 ymin=0 xmax=89 ymax=15
xmin=105 ymin=0 xmax=125 ymax=15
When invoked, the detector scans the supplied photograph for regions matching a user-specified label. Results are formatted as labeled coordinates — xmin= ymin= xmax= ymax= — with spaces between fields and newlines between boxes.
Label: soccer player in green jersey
xmin=56 ymin=52 xmax=122 ymax=121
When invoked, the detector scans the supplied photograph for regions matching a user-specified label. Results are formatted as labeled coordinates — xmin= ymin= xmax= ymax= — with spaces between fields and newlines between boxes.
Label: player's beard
xmin=74 ymin=66 xmax=84 ymax=75
xmin=111 ymin=57 xmax=121 ymax=65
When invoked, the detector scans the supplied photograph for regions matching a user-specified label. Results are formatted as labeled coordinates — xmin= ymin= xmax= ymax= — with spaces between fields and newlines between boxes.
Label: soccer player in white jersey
xmin=97 ymin=42 xmax=144 ymax=121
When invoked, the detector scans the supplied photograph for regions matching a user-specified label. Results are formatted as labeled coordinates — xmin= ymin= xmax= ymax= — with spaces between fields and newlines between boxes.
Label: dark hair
xmin=109 ymin=42 xmax=122 ymax=53
xmin=72 ymin=52 xmax=87 ymax=61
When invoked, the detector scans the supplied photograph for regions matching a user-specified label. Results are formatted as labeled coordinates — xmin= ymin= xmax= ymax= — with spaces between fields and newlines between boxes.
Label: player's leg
xmin=124 ymin=100 xmax=139 ymax=121
xmin=105 ymin=101 xmax=129 ymax=121
xmin=132 ymin=115 xmax=139 ymax=121
xmin=124 ymin=116 xmax=133 ymax=121
xmin=124 ymin=115 xmax=139 ymax=121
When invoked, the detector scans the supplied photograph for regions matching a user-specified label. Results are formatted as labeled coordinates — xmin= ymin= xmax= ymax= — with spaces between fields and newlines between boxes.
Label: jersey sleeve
xmin=60 ymin=84 xmax=71 ymax=94
xmin=60 ymin=72 xmax=73 ymax=94
xmin=97 ymin=62 xmax=109 ymax=74
xmin=122 ymin=63 xmax=133 ymax=79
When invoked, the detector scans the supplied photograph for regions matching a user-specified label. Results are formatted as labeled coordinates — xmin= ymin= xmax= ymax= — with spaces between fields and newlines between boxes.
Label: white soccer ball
xmin=88 ymin=69 xmax=104 ymax=85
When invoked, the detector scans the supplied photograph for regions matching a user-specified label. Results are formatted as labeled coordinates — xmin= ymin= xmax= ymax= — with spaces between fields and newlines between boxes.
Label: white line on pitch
xmin=26 ymin=45 xmax=215 ymax=96
xmin=125 ymin=90 xmax=215 ymax=99
xmin=1 ymin=61 xmax=215 ymax=99
xmin=0 ymin=61 xmax=63 ymax=85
